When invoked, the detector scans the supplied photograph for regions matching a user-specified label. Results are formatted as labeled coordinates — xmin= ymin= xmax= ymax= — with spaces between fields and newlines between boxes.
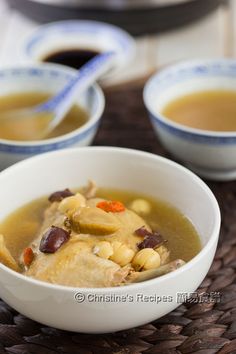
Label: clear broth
xmin=0 ymin=188 xmax=201 ymax=263
xmin=0 ymin=92 xmax=89 ymax=141
xmin=162 ymin=90 xmax=236 ymax=132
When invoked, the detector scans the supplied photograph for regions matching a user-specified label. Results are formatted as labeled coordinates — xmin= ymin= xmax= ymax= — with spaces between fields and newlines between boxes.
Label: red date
xmin=40 ymin=226 xmax=70 ymax=253
xmin=135 ymin=226 xmax=151 ymax=237
xmin=48 ymin=189 xmax=74 ymax=202
xmin=135 ymin=226 xmax=165 ymax=250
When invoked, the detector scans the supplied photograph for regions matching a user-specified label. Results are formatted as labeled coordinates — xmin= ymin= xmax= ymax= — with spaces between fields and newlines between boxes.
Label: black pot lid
xmin=8 ymin=0 xmax=226 ymax=35
xmin=24 ymin=0 xmax=194 ymax=9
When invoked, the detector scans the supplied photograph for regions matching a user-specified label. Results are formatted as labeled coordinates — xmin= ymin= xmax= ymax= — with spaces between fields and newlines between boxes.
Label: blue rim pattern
xmin=145 ymin=60 xmax=236 ymax=145
xmin=0 ymin=122 xmax=99 ymax=154
xmin=0 ymin=67 xmax=71 ymax=80
xmin=150 ymin=113 xmax=236 ymax=145
xmin=26 ymin=21 xmax=133 ymax=57
xmin=148 ymin=62 xmax=236 ymax=93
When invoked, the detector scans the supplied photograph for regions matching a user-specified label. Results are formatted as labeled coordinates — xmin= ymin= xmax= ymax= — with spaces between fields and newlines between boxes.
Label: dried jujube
xmin=48 ymin=189 xmax=74 ymax=202
xmin=135 ymin=226 xmax=152 ymax=237
xmin=135 ymin=226 xmax=165 ymax=250
xmin=39 ymin=226 xmax=70 ymax=253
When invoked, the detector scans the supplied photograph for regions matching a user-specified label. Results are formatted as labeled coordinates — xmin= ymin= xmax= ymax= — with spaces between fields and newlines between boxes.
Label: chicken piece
xmin=24 ymin=195 xmax=159 ymax=287
xmin=0 ymin=234 xmax=21 ymax=272
xmin=26 ymin=240 xmax=130 ymax=288
xmin=111 ymin=209 xmax=151 ymax=250
xmin=82 ymin=180 xmax=97 ymax=199
xmin=42 ymin=202 xmax=66 ymax=231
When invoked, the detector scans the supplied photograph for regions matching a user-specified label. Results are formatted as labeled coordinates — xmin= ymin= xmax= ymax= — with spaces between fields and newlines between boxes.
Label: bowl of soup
xmin=0 ymin=147 xmax=220 ymax=333
xmin=144 ymin=59 xmax=236 ymax=181
xmin=0 ymin=64 xmax=104 ymax=170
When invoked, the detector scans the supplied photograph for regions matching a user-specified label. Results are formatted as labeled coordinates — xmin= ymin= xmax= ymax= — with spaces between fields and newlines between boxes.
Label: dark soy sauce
xmin=42 ymin=49 xmax=101 ymax=69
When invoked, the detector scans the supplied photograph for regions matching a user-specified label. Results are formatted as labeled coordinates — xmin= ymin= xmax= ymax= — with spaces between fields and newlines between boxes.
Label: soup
xmin=162 ymin=90 xmax=236 ymax=132
xmin=42 ymin=48 xmax=101 ymax=69
xmin=0 ymin=182 xmax=201 ymax=288
xmin=0 ymin=92 xmax=89 ymax=141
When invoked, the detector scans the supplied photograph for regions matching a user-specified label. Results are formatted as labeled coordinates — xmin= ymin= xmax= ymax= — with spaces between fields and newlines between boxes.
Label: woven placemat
xmin=1 ymin=87 xmax=236 ymax=354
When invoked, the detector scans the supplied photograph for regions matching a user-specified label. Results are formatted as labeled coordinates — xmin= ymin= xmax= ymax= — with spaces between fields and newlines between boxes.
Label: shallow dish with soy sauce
xmin=20 ymin=20 xmax=136 ymax=81
xmin=0 ymin=147 xmax=220 ymax=333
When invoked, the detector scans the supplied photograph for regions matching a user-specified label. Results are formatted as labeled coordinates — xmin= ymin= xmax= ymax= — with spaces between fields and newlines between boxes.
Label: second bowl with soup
xmin=144 ymin=59 xmax=236 ymax=181
xmin=0 ymin=64 xmax=104 ymax=170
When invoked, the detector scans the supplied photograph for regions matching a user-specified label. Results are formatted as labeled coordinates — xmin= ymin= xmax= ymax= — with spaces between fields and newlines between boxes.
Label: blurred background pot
xmin=7 ymin=0 xmax=226 ymax=35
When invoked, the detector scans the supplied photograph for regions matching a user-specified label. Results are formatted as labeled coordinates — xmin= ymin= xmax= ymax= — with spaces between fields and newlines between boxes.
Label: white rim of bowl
xmin=0 ymin=146 xmax=221 ymax=293
xmin=20 ymin=19 xmax=136 ymax=71
xmin=0 ymin=63 xmax=105 ymax=146
xmin=144 ymin=58 xmax=236 ymax=138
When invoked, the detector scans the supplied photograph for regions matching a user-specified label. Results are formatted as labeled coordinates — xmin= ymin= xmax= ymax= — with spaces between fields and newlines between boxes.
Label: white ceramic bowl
xmin=144 ymin=59 xmax=236 ymax=181
xmin=20 ymin=20 xmax=136 ymax=80
xmin=0 ymin=147 xmax=220 ymax=333
xmin=0 ymin=65 xmax=104 ymax=170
